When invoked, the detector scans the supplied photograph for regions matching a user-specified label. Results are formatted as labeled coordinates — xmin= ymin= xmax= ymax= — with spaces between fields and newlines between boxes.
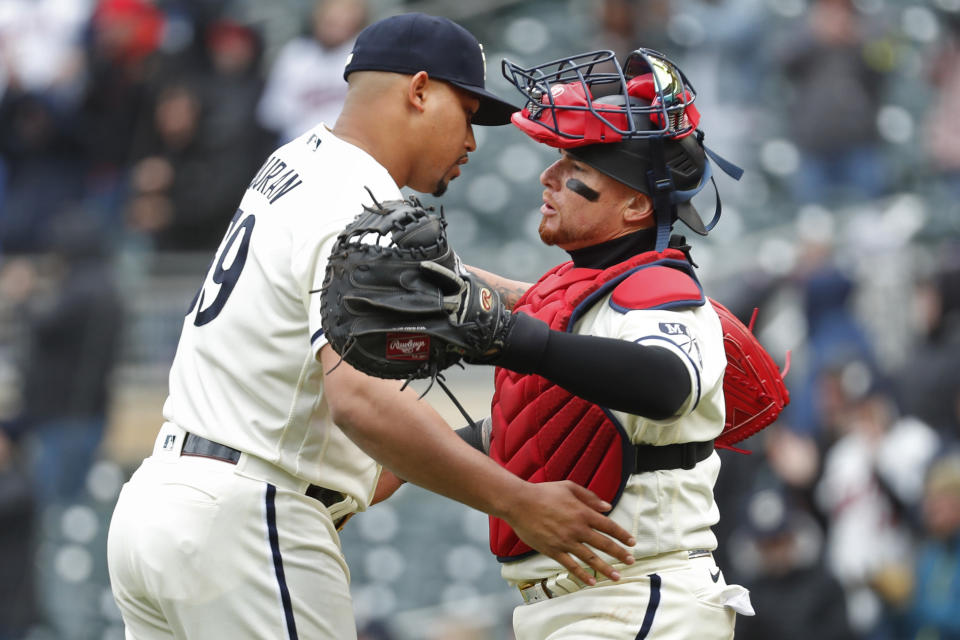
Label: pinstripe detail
xmin=266 ymin=484 xmax=298 ymax=639
xmin=634 ymin=573 xmax=662 ymax=639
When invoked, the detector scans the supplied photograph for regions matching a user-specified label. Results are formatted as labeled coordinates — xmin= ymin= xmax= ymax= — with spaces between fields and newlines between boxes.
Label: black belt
xmin=181 ymin=433 xmax=346 ymax=508
xmin=632 ymin=440 xmax=714 ymax=472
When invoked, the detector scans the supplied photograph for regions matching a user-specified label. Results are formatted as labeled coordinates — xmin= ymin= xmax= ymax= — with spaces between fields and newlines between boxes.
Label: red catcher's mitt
xmin=710 ymin=299 xmax=790 ymax=452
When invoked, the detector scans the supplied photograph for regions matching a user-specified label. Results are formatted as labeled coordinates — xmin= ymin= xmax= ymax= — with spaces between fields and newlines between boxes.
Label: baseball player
xmin=452 ymin=49 xmax=758 ymax=639
xmin=105 ymin=14 xmax=638 ymax=640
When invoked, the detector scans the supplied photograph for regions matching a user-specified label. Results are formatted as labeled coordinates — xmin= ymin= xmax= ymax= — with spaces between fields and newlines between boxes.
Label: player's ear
xmin=623 ymin=192 xmax=654 ymax=227
xmin=407 ymin=71 xmax=430 ymax=114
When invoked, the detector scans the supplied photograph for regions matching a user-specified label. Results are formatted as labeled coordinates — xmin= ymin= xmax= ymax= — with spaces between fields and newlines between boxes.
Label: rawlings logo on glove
xmin=386 ymin=334 xmax=430 ymax=360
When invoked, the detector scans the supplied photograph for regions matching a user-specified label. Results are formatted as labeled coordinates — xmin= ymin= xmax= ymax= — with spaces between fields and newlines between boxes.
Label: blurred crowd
xmin=0 ymin=0 xmax=959 ymax=638
xmin=0 ymin=0 xmax=370 ymax=257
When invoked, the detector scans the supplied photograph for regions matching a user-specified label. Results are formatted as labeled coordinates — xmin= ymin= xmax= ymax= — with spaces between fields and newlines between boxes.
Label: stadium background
xmin=1 ymin=0 xmax=960 ymax=638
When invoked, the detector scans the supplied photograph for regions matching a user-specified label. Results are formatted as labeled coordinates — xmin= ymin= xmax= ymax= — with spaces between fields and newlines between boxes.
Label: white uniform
xmin=107 ymin=124 xmax=402 ymax=640
xmin=257 ymin=37 xmax=355 ymax=144
xmin=507 ymin=293 xmax=754 ymax=640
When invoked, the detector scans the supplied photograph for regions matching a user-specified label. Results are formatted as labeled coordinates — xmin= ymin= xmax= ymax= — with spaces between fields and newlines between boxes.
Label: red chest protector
xmin=488 ymin=248 xmax=705 ymax=560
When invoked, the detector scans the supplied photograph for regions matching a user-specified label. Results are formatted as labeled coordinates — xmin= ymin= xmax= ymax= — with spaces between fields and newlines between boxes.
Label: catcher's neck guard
xmin=502 ymin=48 xmax=743 ymax=250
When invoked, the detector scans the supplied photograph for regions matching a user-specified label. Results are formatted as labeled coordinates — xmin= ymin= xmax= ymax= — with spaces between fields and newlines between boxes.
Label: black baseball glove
xmin=320 ymin=194 xmax=514 ymax=380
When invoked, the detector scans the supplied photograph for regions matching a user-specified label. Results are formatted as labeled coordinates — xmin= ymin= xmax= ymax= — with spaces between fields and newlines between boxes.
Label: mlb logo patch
xmin=162 ymin=434 xmax=177 ymax=451
xmin=386 ymin=333 xmax=430 ymax=361
xmin=659 ymin=322 xmax=702 ymax=367
xmin=659 ymin=322 xmax=689 ymax=336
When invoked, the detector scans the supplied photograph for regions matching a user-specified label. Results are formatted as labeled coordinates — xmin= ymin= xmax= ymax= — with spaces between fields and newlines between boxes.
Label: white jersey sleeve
xmin=572 ymin=296 xmax=727 ymax=446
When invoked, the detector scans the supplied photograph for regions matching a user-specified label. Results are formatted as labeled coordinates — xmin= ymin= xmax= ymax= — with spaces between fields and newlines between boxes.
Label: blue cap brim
xmin=448 ymin=80 xmax=518 ymax=126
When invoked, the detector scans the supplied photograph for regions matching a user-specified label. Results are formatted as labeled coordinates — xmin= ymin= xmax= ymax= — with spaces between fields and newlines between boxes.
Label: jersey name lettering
xmin=248 ymin=155 xmax=303 ymax=204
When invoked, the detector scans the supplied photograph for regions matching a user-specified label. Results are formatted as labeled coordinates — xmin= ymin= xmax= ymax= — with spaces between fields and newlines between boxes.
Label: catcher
xmin=322 ymin=48 xmax=789 ymax=639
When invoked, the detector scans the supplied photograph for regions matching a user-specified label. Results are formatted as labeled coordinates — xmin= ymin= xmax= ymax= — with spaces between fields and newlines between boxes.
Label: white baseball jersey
xmin=502 ymin=294 xmax=727 ymax=585
xmin=257 ymin=37 xmax=355 ymax=144
xmin=108 ymin=124 xmax=403 ymax=640
xmin=161 ymin=123 xmax=401 ymax=510
xmin=502 ymin=291 xmax=752 ymax=640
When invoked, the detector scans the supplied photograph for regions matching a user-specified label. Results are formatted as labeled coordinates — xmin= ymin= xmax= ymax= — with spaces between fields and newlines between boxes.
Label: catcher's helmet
xmin=501 ymin=49 xmax=742 ymax=250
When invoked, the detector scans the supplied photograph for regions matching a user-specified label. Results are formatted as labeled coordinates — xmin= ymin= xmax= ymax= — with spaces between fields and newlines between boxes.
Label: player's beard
xmin=538 ymin=217 xmax=573 ymax=247
xmin=433 ymin=154 xmax=467 ymax=197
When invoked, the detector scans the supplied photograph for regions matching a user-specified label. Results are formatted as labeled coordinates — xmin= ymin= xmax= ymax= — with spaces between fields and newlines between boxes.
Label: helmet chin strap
xmin=699 ymin=130 xmax=744 ymax=181
xmin=647 ymin=137 xmax=675 ymax=252
xmin=648 ymin=133 xmax=744 ymax=248
xmin=684 ymin=132 xmax=744 ymax=234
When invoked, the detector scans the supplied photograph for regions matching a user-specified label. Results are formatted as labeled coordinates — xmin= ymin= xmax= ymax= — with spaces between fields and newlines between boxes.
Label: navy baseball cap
xmin=343 ymin=13 xmax=517 ymax=126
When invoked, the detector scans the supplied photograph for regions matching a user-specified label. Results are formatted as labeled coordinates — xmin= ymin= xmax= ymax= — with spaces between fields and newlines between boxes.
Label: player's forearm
xmin=320 ymin=346 xmax=523 ymax=518
xmin=465 ymin=265 xmax=531 ymax=310
xmin=496 ymin=313 xmax=691 ymax=419
xmin=337 ymin=392 xmax=525 ymax=519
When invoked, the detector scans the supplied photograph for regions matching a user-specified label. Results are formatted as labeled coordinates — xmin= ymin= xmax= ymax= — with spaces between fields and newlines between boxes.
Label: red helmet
xmin=502 ymin=49 xmax=700 ymax=148
xmin=502 ymin=49 xmax=742 ymax=250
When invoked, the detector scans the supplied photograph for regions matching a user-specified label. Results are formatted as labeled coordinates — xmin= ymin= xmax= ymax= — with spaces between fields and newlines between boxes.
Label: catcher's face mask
xmin=502 ymin=49 xmax=743 ymax=250
xmin=501 ymin=49 xmax=699 ymax=148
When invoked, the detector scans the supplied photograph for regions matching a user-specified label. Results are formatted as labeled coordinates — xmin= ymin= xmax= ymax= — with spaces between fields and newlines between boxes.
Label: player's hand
xmin=505 ymin=480 xmax=635 ymax=585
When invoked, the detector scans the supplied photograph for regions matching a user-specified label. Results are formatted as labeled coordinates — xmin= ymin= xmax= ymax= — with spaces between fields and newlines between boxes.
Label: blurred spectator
xmin=890 ymin=452 xmax=960 ymax=639
xmin=6 ymin=213 xmax=124 ymax=510
xmin=127 ymin=75 xmax=252 ymax=251
xmin=763 ymin=426 xmax=822 ymax=499
xmin=0 ymin=92 xmax=86 ymax=254
xmin=198 ymin=19 xmax=274 ymax=161
xmin=75 ymin=0 xmax=166 ymax=219
xmin=896 ymin=252 xmax=960 ymax=439
xmin=662 ymin=0 xmax=772 ymax=95
xmin=773 ymin=0 xmax=891 ymax=205
xmin=923 ymin=13 xmax=960 ymax=200
xmin=256 ymin=0 xmax=368 ymax=144
xmin=590 ymin=0 xmax=673 ymax=58
xmin=788 ymin=239 xmax=877 ymax=438
xmin=731 ymin=489 xmax=856 ymax=640
xmin=126 ymin=82 xmax=202 ymax=245
xmin=815 ymin=385 xmax=940 ymax=636
xmin=0 ymin=0 xmax=91 ymax=109
xmin=714 ymin=424 xmax=823 ymax=583
xmin=192 ymin=19 xmax=275 ymax=240
xmin=124 ymin=19 xmax=274 ymax=252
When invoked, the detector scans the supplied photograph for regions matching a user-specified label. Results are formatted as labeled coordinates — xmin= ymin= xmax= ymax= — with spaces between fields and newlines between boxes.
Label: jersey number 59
xmin=187 ymin=209 xmax=256 ymax=326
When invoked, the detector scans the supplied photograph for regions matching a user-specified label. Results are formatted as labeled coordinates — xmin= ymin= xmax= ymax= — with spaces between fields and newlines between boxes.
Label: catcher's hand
xmin=419 ymin=260 xmax=514 ymax=361
xmin=320 ymin=194 xmax=513 ymax=380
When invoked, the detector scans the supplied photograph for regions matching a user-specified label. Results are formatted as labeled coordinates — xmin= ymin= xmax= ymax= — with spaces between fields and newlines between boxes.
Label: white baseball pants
xmin=107 ymin=430 xmax=355 ymax=639
xmin=512 ymin=552 xmax=752 ymax=640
